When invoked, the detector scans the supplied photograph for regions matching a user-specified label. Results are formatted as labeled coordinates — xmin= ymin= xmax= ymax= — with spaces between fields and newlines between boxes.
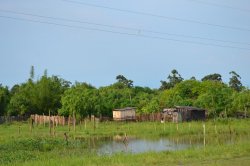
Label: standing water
xmin=97 ymin=137 xmax=195 ymax=155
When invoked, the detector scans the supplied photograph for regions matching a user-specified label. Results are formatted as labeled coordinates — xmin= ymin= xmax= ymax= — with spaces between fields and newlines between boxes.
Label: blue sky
xmin=0 ymin=0 xmax=250 ymax=88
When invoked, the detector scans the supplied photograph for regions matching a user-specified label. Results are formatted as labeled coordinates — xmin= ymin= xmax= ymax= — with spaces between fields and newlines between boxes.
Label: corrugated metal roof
xmin=113 ymin=107 xmax=136 ymax=111
xmin=175 ymin=106 xmax=205 ymax=111
xmin=163 ymin=106 xmax=205 ymax=112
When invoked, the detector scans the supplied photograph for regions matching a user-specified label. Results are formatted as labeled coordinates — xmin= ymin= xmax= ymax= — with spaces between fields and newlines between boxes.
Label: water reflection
xmin=97 ymin=137 xmax=193 ymax=155
xmin=74 ymin=133 xmax=250 ymax=155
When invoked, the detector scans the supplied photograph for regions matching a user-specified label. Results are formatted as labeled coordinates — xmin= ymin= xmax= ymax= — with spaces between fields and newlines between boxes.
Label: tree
xmin=230 ymin=90 xmax=250 ymax=116
xmin=190 ymin=76 xmax=196 ymax=80
xmin=59 ymin=83 xmax=97 ymax=119
xmin=229 ymin=71 xmax=242 ymax=92
xmin=34 ymin=75 xmax=70 ymax=115
xmin=116 ymin=75 xmax=133 ymax=88
xmin=141 ymin=97 xmax=159 ymax=114
xmin=195 ymin=81 xmax=233 ymax=118
xmin=30 ymin=66 xmax=35 ymax=80
xmin=8 ymin=83 xmax=35 ymax=115
xmin=8 ymin=69 xmax=70 ymax=116
xmin=160 ymin=69 xmax=183 ymax=90
xmin=0 ymin=85 xmax=9 ymax=115
xmin=201 ymin=73 xmax=222 ymax=82
xmin=159 ymin=80 xmax=201 ymax=108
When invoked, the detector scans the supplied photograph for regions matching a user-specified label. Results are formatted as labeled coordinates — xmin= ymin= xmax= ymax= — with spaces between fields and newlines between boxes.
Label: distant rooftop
xmin=113 ymin=107 xmax=136 ymax=111
xmin=175 ymin=106 xmax=205 ymax=111
xmin=163 ymin=106 xmax=205 ymax=112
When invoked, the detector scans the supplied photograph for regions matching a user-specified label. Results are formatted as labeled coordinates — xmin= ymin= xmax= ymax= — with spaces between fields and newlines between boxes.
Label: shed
xmin=162 ymin=106 xmax=206 ymax=122
xmin=113 ymin=107 xmax=136 ymax=121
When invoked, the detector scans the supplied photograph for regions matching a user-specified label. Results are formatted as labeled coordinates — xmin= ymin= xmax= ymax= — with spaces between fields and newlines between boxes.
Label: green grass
xmin=0 ymin=119 xmax=250 ymax=165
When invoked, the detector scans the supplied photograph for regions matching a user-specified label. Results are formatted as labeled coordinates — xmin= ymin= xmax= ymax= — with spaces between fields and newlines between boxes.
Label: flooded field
xmin=75 ymin=133 xmax=249 ymax=155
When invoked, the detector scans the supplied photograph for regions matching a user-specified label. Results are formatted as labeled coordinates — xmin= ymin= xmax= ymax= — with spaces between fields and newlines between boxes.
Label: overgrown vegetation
xmin=0 ymin=119 xmax=250 ymax=165
xmin=0 ymin=67 xmax=249 ymax=118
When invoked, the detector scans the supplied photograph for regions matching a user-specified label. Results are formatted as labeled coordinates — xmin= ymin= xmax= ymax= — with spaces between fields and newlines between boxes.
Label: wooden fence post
xmin=29 ymin=117 xmax=33 ymax=134
xmin=63 ymin=116 xmax=65 ymax=126
xmin=53 ymin=116 xmax=55 ymax=136
xmin=203 ymin=123 xmax=206 ymax=147
xmin=49 ymin=110 xmax=52 ymax=135
xmin=68 ymin=116 xmax=71 ymax=131
xmin=73 ymin=112 xmax=76 ymax=133
xmin=85 ymin=119 xmax=87 ymax=130
xmin=43 ymin=113 xmax=45 ymax=127
xmin=245 ymin=107 xmax=247 ymax=119
xmin=215 ymin=124 xmax=217 ymax=135
xmin=93 ymin=115 xmax=96 ymax=131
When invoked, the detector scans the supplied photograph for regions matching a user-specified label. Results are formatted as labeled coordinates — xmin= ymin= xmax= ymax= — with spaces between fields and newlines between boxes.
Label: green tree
xmin=195 ymin=81 xmax=233 ymax=117
xmin=0 ymin=85 xmax=10 ymax=115
xmin=159 ymin=80 xmax=202 ymax=109
xmin=229 ymin=71 xmax=242 ymax=92
xmin=230 ymin=90 xmax=250 ymax=116
xmin=116 ymin=75 xmax=133 ymax=88
xmin=30 ymin=65 xmax=35 ymax=80
xmin=160 ymin=69 xmax=183 ymax=90
xmin=59 ymin=83 xmax=97 ymax=119
xmin=8 ymin=83 xmax=35 ymax=115
xmin=201 ymin=73 xmax=222 ymax=82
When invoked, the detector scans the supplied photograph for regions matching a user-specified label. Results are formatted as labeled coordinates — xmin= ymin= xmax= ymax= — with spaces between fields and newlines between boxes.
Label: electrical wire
xmin=61 ymin=0 xmax=250 ymax=32
xmin=186 ymin=0 xmax=250 ymax=13
xmin=0 ymin=9 xmax=249 ymax=46
xmin=0 ymin=15 xmax=250 ymax=51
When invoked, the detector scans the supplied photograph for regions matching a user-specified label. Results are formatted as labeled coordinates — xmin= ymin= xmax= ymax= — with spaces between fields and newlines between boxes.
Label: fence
xmin=30 ymin=114 xmax=67 ymax=126
xmin=0 ymin=116 xmax=29 ymax=124
xmin=0 ymin=113 xmax=164 ymax=124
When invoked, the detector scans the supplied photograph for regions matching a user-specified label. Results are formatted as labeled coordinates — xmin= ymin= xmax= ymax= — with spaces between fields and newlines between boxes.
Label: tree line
xmin=0 ymin=66 xmax=249 ymax=119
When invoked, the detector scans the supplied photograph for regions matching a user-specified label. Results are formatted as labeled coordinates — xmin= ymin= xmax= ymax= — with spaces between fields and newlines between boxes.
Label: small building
xmin=113 ymin=107 xmax=136 ymax=121
xmin=162 ymin=106 xmax=206 ymax=122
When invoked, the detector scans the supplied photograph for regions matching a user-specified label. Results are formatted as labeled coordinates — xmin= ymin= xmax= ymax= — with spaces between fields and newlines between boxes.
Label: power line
xmin=0 ymin=15 xmax=249 ymax=51
xmin=0 ymin=9 xmax=249 ymax=46
xmin=0 ymin=9 xmax=136 ymax=32
xmin=61 ymin=0 xmax=250 ymax=32
xmin=186 ymin=0 xmax=250 ymax=13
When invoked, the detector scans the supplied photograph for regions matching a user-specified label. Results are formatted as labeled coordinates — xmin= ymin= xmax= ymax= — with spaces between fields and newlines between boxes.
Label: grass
xmin=0 ymin=119 xmax=250 ymax=165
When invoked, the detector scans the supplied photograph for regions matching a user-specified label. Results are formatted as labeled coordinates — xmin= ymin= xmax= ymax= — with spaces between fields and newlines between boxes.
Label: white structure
xmin=113 ymin=107 xmax=136 ymax=121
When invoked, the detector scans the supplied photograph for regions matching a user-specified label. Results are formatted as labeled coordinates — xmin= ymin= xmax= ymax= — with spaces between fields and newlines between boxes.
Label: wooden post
xmin=43 ymin=113 xmax=45 ymax=127
xmin=176 ymin=123 xmax=179 ymax=131
xmin=215 ymin=125 xmax=217 ymax=135
xmin=29 ymin=117 xmax=33 ymax=133
xmin=93 ymin=115 xmax=96 ymax=131
xmin=68 ymin=116 xmax=71 ymax=131
xmin=96 ymin=118 xmax=98 ymax=129
xmin=245 ymin=107 xmax=247 ymax=119
xmin=64 ymin=133 xmax=68 ymax=145
xmin=84 ymin=119 xmax=87 ymax=130
xmin=49 ymin=110 xmax=51 ymax=135
xmin=203 ymin=123 xmax=206 ymax=147
xmin=18 ymin=125 xmax=21 ymax=135
xmin=73 ymin=112 xmax=76 ymax=133
xmin=53 ymin=116 xmax=55 ymax=136
xmin=56 ymin=115 xmax=58 ymax=127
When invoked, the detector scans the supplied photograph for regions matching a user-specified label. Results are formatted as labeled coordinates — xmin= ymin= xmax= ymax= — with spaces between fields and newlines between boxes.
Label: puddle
xmin=97 ymin=137 xmax=193 ymax=155
xmin=74 ymin=133 xmax=250 ymax=155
